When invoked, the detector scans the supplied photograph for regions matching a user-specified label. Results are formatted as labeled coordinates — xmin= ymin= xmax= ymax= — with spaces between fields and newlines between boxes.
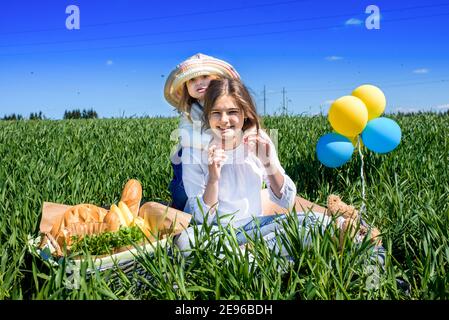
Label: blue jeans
xmin=175 ymin=212 xmax=386 ymax=266
xmin=234 ymin=213 xmax=386 ymax=265
xmin=169 ymin=148 xmax=188 ymax=211
xmin=235 ymin=212 xmax=332 ymax=258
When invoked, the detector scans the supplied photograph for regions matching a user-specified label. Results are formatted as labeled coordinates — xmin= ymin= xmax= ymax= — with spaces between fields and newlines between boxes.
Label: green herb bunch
xmin=70 ymin=226 xmax=146 ymax=256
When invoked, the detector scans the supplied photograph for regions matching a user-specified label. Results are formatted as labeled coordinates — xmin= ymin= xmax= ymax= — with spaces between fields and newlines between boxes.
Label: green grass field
xmin=0 ymin=113 xmax=448 ymax=299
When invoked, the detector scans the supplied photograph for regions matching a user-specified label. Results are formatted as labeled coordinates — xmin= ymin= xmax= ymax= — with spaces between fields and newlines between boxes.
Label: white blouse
xmin=170 ymin=102 xmax=211 ymax=165
xmin=181 ymin=130 xmax=297 ymax=228
xmin=178 ymin=103 xmax=211 ymax=149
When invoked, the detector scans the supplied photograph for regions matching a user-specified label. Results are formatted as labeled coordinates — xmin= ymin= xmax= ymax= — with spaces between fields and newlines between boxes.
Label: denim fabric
xmin=175 ymin=212 xmax=332 ymax=257
xmin=175 ymin=212 xmax=387 ymax=269
xmin=234 ymin=214 xmax=286 ymax=245
xmin=234 ymin=213 xmax=387 ymax=267
xmin=234 ymin=212 xmax=332 ymax=257
xmin=168 ymin=148 xmax=188 ymax=211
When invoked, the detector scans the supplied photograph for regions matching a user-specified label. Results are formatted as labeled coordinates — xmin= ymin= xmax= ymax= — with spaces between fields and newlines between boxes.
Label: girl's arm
xmin=244 ymin=131 xmax=297 ymax=210
xmin=263 ymin=163 xmax=285 ymax=199
xmin=202 ymin=179 xmax=219 ymax=207
xmin=203 ymin=145 xmax=227 ymax=206
xmin=244 ymin=131 xmax=284 ymax=197
xmin=264 ymin=169 xmax=297 ymax=211
xmin=181 ymin=146 xmax=225 ymax=224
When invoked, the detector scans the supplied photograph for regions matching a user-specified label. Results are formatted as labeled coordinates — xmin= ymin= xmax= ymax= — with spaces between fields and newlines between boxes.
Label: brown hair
xmin=202 ymin=78 xmax=261 ymax=132
xmin=178 ymin=84 xmax=196 ymax=114
xmin=178 ymin=74 xmax=221 ymax=116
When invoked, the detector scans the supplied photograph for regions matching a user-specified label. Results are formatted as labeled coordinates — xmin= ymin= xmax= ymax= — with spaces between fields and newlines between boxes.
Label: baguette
xmin=118 ymin=201 xmax=135 ymax=226
xmin=109 ymin=204 xmax=127 ymax=227
xmin=120 ymin=179 xmax=142 ymax=218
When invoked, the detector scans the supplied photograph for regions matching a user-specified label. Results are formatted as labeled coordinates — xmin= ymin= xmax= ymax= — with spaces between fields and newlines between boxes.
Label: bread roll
xmin=120 ymin=179 xmax=142 ymax=217
xmin=139 ymin=201 xmax=191 ymax=237
xmin=104 ymin=210 xmax=121 ymax=232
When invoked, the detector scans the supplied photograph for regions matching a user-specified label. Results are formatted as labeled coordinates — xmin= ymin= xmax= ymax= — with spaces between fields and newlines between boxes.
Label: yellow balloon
xmin=328 ymin=96 xmax=368 ymax=137
xmin=352 ymin=84 xmax=386 ymax=120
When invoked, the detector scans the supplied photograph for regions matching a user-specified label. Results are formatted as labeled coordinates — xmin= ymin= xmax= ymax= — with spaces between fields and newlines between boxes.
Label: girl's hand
xmin=243 ymin=133 xmax=275 ymax=169
xmin=208 ymin=145 xmax=227 ymax=182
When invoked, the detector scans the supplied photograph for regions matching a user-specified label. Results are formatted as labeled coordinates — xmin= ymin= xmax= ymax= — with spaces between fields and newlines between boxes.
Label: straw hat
xmin=164 ymin=53 xmax=240 ymax=109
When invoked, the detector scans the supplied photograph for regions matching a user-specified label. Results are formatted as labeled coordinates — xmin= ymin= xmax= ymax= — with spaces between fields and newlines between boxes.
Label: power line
xmin=2 ymin=2 xmax=449 ymax=48
xmin=259 ymin=79 xmax=449 ymax=114
xmin=0 ymin=0 xmax=310 ymax=36
xmin=0 ymin=14 xmax=356 ymax=48
xmin=261 ymin=79 xmax=449 ymax=112
xmin=2 ymin=11 xmax=449 ymax=57
xmin=266 ymin=76 xmax=449 ymax=93
xmin=284 ymin=79 xmax=449 ymax=93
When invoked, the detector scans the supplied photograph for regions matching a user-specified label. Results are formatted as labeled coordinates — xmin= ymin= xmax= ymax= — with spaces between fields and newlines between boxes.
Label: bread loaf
xmin=50 ymin=204 xmax=109 ymax=248
xmin=139 ymin=201 xmax=191 ymax=237
xmin=120 ymin=179 xmax=142 ymax=217
xmin=45 ymin=179 xmax=148 ymax=254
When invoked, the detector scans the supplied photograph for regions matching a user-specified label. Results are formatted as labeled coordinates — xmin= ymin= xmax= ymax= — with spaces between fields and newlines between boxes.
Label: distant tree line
xmin=2 ymin=108 xmax=446 ymax=121
xmin=2 ymin=111 xmax=46 ymax=120
xmin=63 ymin=108 xmax=98 ymax=119
xmin=29 ymin=111 xmax=45 ymax=120
xmin=2 ymin=113 xmax=24 ymax=120
xmin=1 ymin=108 xmax=100 ymax=120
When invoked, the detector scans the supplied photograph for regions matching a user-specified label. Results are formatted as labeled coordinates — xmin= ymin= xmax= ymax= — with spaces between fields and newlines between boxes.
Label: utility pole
xmin=282 ymin=87 xmax=286 ymax=115
xmin=263 ymin=85 xmax=266 ymax=116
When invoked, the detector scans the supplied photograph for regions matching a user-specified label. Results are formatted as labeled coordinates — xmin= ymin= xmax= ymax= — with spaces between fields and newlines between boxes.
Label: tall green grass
xmin=0 ymin=113 xmax=448 ymax=299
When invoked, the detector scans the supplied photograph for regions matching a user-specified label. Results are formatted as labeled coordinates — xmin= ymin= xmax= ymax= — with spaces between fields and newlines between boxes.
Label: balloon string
xmin=357 ymin=135 xmax=367 ymax=227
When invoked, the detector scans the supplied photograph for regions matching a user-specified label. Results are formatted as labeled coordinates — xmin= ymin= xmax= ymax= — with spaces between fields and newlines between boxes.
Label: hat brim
xmin=164 ymin=60 xmax=240 ymax=110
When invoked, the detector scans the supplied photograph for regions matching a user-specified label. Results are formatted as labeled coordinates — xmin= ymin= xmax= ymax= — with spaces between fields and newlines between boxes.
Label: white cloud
xmin=413 ymin=68 xmax=429 ymax=74
xmin=106 ymin=60 xmax=114 ymax=66
xmin=345 ymin=18 xmax=363 ymax=26
xmin=388 ymin=104 xmax=449 ymax=113
xmin=435 ymin=104 xmax=449 ymax=110
xmin=325 ymin=56 xmax=343 ymax=61
xmin=389 ymin=106 xmax=421 ymax=114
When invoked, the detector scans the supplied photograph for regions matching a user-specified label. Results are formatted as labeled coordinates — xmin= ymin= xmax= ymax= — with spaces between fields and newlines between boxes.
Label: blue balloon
xmin=316 ymin=133 xmax=354 ymax=168
xmin=361 ymin=117 xmax=401 ymax=154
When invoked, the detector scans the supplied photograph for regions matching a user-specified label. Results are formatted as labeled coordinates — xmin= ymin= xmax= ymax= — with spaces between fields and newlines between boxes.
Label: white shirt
xmin=181 ymin=130 xmax=297 ymax=228
xmin=178 ymin=102 xmax=212 ymax=149
xmin=170 ymin=102 xmax=212 ymax=165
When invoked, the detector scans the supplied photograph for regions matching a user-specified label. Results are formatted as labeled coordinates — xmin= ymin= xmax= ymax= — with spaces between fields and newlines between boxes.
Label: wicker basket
xmin=30 ymin=201 xmax=190 ymax=289
xmin=28 ymin=232 xmax=169 ymax=289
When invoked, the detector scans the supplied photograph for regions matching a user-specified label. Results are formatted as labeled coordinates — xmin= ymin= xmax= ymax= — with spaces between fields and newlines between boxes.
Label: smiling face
xmin=186 ymin=75 xmax=215 ymax=103
xmin=203 ymin=78 xmax=261 ymax=149
xmin=208 ymin=95 xmax=245 ymax=146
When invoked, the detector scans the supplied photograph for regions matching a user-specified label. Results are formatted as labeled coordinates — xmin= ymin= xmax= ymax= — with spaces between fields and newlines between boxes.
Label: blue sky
xmin=1 ymin=0 xmax=448 ymax=119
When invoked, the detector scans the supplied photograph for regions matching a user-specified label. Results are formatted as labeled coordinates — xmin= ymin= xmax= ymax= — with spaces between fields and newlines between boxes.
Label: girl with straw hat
xmin=164 ymin=53 xmax=241 ymax=211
